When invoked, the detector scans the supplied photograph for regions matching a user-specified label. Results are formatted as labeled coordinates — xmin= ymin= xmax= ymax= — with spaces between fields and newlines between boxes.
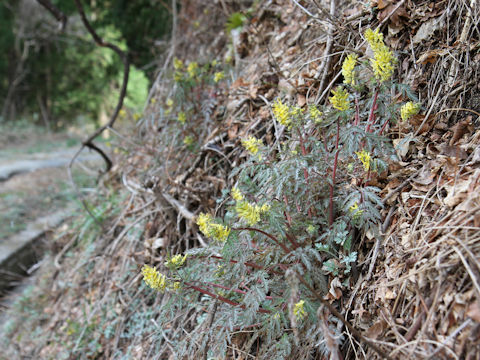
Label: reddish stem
xmin=379 ymin=118 xmax=389 ymax=135
xmin=354 ymin=96 xmax=360 ymax=125
xmin=205 ymin=282 xmax=278 ymax=301
xmin=186 ymin=283 xmax=271 ymax=314
xmin=283 ymin=194 xmax=293 ymax=226
xmin=233 ymin=227 xmax=291 ymax=254
xmin=328 ymin=119 xmax=340 ymax=226
xmin=365 ymin=90 xmax=379 ymax=133
xmin=209 ymin=255 xmax=283 ymax=275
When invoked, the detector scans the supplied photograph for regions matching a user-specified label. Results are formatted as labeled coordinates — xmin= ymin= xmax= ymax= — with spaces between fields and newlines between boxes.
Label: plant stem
xmin=365 ymin=89 xmax=379 ymax=133
xmin=379 ymin=117 xmax=389 ymax=135
xmin=186 ymin=283 xmax=271 ymax=314
xmin=209 ymin=255 xmax=283 ymax=275
xmin=328 ymin=119 xmax=340 ymax=226
xmin=354 ymin=95 xmax=360 ymax=125
xmin=205 ymin=282 xmax=278 ymax=301
xmin=233 ymin=227 xmax=290 ymax=253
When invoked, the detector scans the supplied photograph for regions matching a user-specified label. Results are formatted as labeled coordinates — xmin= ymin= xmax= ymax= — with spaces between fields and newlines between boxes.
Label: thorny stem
xmin=328 ymin=119 xmax=340 ymax=226
xmin=365 ymin=89 xmax=379 ymax=133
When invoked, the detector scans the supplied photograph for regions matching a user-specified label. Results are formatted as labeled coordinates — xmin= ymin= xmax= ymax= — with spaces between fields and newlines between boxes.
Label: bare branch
xmin=36 ymin=0 xmax=67 ymax=30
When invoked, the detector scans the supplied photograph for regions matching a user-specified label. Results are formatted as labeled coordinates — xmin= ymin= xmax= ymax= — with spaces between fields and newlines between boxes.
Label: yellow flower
xmin=173 ymin=57 xmax=183 ymax=70
xmin=342 ymin=54 xmax=358 ymax=86
xmin=241 ymin=136 xmax=263 ymax=158
xmin=172 ymin=282 xmax=181 ymax=291
xmin=290 ymin=106 xmax=303 ymax=118
xmin=231 ymin=187 xmax=244 ymax=201
xmin=166 ymin=98 xmax=174 ymax=107
xmin=174 ymin=71 xmax=183 ymax=82
xmin=214 ymin=71 xmax=224 ymax=83
xmin=293 ymin=300 xmax=306 ymax=320
xmin=329 ymin=86 xmax=351 ymax=111
xmin=365 ymin=28 xmax=384 ymax=52
xmin=309 ymin=105 xmax=323 ymax=124
xmin=211 ymin=59 xmax=218 ymax=66
xmin=370 ymin=47 xmax=396 ymax=82
xmin=119 ymin=109 xmax=126 ymax=118
xmin=165 ymin=254 xmax=188 ymax=269
xmin=183 ymin=136 xmax=194 ymax=146
xmin=133 ymin=113 xmax=142 ymax=121
xmin=349 ymin=202 xmax=364 ymax=220
xmin=400 ymin=101 xmax=421 ymax=121
xmin=272 ymin=99 xmax=291 ymax=127
xmin=196 ymin=213 xmax=230 ymax=242
xmin=365 ymin=28 xmax=396 ymax=82
xmin=187 ymin=62 xmax=198 ymax=78
xmin=356 ymin=149 xmax=372 ymax=171
xmin=260 ymin=203 xmax=270 ymax=213
xmin=236 ymin=201 xmax=261 ymax=226
xmin=210 ymin=224 xmax=231 ymax=242
xmin=177 ymin=111 xmax=186 ymax=124
xmin=196 ymin=212 xmax=213 ymax=236
xmin=142 ymin=265 xmax=167 ymax=292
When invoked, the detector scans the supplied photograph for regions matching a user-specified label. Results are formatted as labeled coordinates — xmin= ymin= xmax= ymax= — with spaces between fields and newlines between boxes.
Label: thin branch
xmin=36 ymin=0 xmax=67 ymax=30
xmin=64 ymin=0 xmax=130 ymax=223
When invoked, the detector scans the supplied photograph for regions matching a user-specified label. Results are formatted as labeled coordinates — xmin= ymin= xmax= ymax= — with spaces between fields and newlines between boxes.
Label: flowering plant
xmin=140 ymin=28 xmax=420 ymax=358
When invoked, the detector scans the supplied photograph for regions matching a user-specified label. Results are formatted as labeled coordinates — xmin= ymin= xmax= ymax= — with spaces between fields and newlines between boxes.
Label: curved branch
xmin=36 ymin=0 xmax=67 ymax=31
xmin=72 ymin=0 xmax=130 ymax=174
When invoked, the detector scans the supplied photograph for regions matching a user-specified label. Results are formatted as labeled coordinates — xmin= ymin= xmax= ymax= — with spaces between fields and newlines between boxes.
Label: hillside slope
xmin=2 ymin=0 xmax=479 ymax=359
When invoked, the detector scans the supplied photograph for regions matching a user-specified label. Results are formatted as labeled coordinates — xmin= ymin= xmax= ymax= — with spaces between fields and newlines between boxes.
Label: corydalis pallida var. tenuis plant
xmin=140 ymin=29 xmax=420 ymax=359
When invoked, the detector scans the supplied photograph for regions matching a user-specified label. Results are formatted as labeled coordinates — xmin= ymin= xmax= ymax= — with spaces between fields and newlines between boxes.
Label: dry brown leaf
xmin=417 ymin=48 xmax=448 ymax=64
xmin=366 ymin=320 xmax=388 ymax=339
xmin=378 ymin=2 xmax=408 ymax=26
xmin=297 ymin=94 xmax=306 ymax=107
xmin=450 ymin=117 xmax=473 ymax=145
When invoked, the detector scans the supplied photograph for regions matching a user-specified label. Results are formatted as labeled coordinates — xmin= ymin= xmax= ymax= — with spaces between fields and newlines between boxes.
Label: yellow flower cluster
xmin=241 ymin=136 xmax=263 ymax=157
xmin=214 ymin=71 xmax=224 ymax=83
xmin=342 ymin=54 xmax=358 ymax=86
xmin=165 ymin=98 xmax=174 ymax=115
xmin=196 ymin=213 xmax=231 ymax=242
xmin=231 ymin=187 xmax=270 ymax=225
xmin=355 ymin=149 xmax=372 ymax=171
xmin=290 ymin=106 xmax=303 ymax=118
xmin=187 ymin=62 xmax=198 ymax=78
xmin=293 ymin=300 xmax=306 ymax=320
xmin=178 ymin=111 xmax=186 ymax=124
xmin=183 ymin=135 xmax=194 ymax=146
xmin=173 ymin=58 xmax=184 ymax=82
xmin=329 ymin=86 xmax=351 ymax=111
xmin=173 ymin=58 xmax=183 ymax=70
xmin=309 ymin=105 xmax=323 ymax=124
xmin=231 ymin=187 xmax=244 ymax=201
xmin=349 ymin=202 xmax=364 ymax=220
xmin=365 ymin=28 xmax=396 ymax=82
xmin=235 ymin=200 xmax=270 ymax=226
xmin=272 ymin=99 xmax=291 ymax=127
xmin=400 ymin=101 xmax=421 ymax=121
xmin=142 ymin=265 xmax=167 ymax=292
xmin=165 ymin=254 xmax=188 ymax=270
